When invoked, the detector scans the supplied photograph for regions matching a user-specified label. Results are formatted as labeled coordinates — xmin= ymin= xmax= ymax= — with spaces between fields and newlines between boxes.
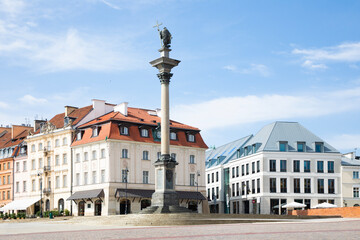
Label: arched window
xmin=58 ymin=198 xmax=64 ymax=213
xmin=45 ymin=199 xmax=50 ymax=211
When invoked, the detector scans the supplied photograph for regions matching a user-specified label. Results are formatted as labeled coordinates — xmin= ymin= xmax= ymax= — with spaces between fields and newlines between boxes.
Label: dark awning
xmin=67 ymin=189 xmax=104 ymax=201
xmin=115 ymin=189 xmax=206 ymax=200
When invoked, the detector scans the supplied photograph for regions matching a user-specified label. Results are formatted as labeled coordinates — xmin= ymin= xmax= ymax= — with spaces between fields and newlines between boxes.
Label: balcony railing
xmin=43 ymin=166 xmax=51 ymax=172
xmin=43 ymin=188 xmax=51 ymax=194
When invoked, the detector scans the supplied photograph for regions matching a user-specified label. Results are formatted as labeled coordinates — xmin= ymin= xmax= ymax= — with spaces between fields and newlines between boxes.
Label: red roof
xmin=49 ymin=105 xmax=93 ymax=128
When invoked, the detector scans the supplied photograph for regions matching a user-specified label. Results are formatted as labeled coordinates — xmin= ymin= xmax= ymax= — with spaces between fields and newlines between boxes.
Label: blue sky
xmin=0 ymin=0 xmax=360 ymax=153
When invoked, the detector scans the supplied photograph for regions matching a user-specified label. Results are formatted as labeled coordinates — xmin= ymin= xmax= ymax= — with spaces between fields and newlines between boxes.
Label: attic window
xmin=141 ymin=129 xmax=149 ymax=138
xmin=170 ymin=132 xmax=177 ymax=140
xmin=119 ymin=126 xmax=129 ymax=136
xmin=279 ymin=141 xmax=288 ymax=152
xmin=92 ymin=127 xmax=101 ymax=137
xmin=187 ymin=133 xmax=195 ymax=142
xmin=76 ymin=131 xmax=83 ymax=141
xmin=315 ymin=142 xmax=323 ymax=153
xmin=297 ymin=142 xmax=305 ymax=152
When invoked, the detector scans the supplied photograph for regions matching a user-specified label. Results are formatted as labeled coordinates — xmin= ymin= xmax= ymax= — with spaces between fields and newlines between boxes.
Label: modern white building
xmin=341 ymin=152 xmax=360 ymax=207
xmin=69 ymin=103 xmax=208 ymax=216
xmin=206 ymin=122 xmax=342 ymax=214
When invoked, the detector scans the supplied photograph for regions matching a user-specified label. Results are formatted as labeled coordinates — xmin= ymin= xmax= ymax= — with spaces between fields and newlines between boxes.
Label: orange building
xmin=0 ymin=125 xmax=32 ymax=208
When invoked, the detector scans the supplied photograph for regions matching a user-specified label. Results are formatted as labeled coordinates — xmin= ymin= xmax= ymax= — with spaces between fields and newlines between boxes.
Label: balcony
xmin=43 ymin=188 xmax=51 ymax=194
xmin=43 ymin=166 xmax=51 ymax=172
xmin=43 ymin=147 xmax=52 ymax=156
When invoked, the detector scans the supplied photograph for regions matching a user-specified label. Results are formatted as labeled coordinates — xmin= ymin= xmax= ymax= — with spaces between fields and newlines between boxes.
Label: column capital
xmin=157 ymin=72 xmax=173 ymax=84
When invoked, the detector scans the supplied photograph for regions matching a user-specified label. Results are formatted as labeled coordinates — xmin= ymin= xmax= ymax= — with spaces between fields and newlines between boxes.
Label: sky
xmin=0 ymin=0 xmax=360 ymax=154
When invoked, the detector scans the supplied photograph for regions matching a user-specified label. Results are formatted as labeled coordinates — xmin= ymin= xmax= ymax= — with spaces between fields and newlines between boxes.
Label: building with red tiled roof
xmin=69 ymin=102 xmax=208 ymax=216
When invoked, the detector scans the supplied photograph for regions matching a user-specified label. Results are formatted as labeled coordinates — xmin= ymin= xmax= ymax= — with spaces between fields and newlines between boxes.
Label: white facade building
xmin=341 ymin=152 xmax=360 ymax=207
xmin=206 ymin=122 xmax=342 ymax=214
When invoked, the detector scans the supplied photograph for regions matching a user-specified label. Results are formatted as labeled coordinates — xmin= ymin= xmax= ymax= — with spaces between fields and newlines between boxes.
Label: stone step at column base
xmin=140 ymin=205 xmax=192 ymax=214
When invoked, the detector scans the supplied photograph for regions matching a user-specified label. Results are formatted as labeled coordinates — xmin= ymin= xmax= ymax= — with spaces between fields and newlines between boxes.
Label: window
xmin=280 ymin=160 xmax=287 ymax=172
xmin=7 ymin=175 xmax=10 ymax=185
xmin=328 ymin=179 xmax=335 ymax=194
xmin=279 ymin=142 xmax=287 ymax=152
xmin=76 ymin=153 xmax=80 ymax=163
xmin=23 ymin=181 xmax=26 ymax=192
xmin=280 ymin=178 xmax=287 ymax=193
xmin=257 ymin=178 xmax=260 ymax=193
xmin=315 ymin=142 xmax=323 ymax=153
xmin=143 ymin=171 xmax=149 ymax=184
xmin=270 ymin=178 xmax=276 ymax=193
xmin=92 ymin=127 xmax=99 ymax=137
xmin=232 ymin=183 xmax=235 ymax=197
xmin=84 ymin=172 xmax=88 ymax=185
xmin=63 ymin=175 xmax=67 ymax=187
xmin=207 ymin=188 xmax=210 ymax=199
xmin=187 ymin=134 xmax=195 ymax=142
xmin=22 ymin=161 xmax=26 ymax=172
xmin=232 ymin=167 xmax=235 ymax=178
xmin=84 ymin=152 xmax=88 ymax=161
xmin=63 ymin=153 xmax=67 ymax=164
xmin=143 ymin=151 xmax=149 ymax=160
xmin=120 ymin=126 xmax=129 ymax=135
xmin=55 ymin=155 xmax=60 ymax=166
xmin=3 ymin=176 xmax=5 ymax=185
xmin=101 ymin=170 xmax=105 ymax=183
xmin=207 ymin=174 xmax=210 ymax=184
xmin=236 ymin=166 xmax=239 ymax=177
xmin=216 ymin=187 xmax=219 ymax=199
xmin=353 ymin=187 xmax=359 ymax=198
xmin=294 ymin=178 xmax=300 ymax=193
xmin=216 ymin=172 xmax=219 ymax=182
xmin=63 ymin=137 xmax=67 ymax=146
xmin=353 ymin=171 xmax=359 ymax=179
xmin=76 ymin=173 xmax=80 ymax=186
xmin=76 ymin=132 xmax=82 ymax=141
xmin=38 ymin=143 xmax=43 ymax=151
xmin=170 ymin=132 xmax=177 ymax=140
xmin=122 ymin=169 xmax=128 ymax=183
xmin=16 ymin=182 xmax=19 ymax=193
xmin=16 ymin=162 xmax=20 ymax=172
xmin=56 ymin=176 xmax=60 ymax=188
xmin=304 ymin=160 xmax=311 ymax=173
xmin=7 ymin=162 xmax=10 ymax=169
xmin=141 ymin=129 xmax=149 ymax=137
xmin=328 ymin=161 xmax=334 ymax=173
xmin=246 ymin=164 xmax=249 ymax=175
xmin=101 ymin=149 xmax=105 ymax=158
xmin=31 ymin=144 xmax=35 ymax=152
xmin=304 ymin=179 xmax=311 ymax=193
xmin=55 ymin=139 xmax=60 ymax=147
xmin=246 ymin=180 xmax=250 ymax=194
xmin=122 ymin=149 xmax=128 ymax=158
xmin=92 ymin=171 xmax=96 ymax=184
xmin=297 ymin=142 xmax=305 ymax=152
xmin=32 ymin=180 xmax=35 ymax=191
xmin=236 ymin=182 xmax=240 ymax=196
xmin=257 ymin=161 xmax=260 ymax=173
xmin=252 ymin=162 xmax=255 ymax=174
xmin=92 ymin=151 xmax=97 ymax=160
xmin=211 ymin=173 xmax=214 ymax=183
xmin=190 ymin=155 xmax=195 ymax=164
xmin=293 ymin=160 xmax=300 ymax=172
xmin=157 ymin=152 xmax=161 ymax=160
xmin=252 ymin=179 xmax=255 ymax=194
xmin=47 ymin=141 xmax=51 ymax=150
xmin=31 ymin=159 xmax=35 ymax=170
xmin=241 ymin=165 xmax=245 ymax=176
xmin=317 ymin=161 xmax=324 ymax=173
xmin=317 ymin=179 xmax=324 ymax=193
xmin=171 ymin=153 xmax=176 ymax=161
xmin=270 ymin=160 xmax=276 ymax=172
xmin=39 ymin=158 xmax=43 ymax=168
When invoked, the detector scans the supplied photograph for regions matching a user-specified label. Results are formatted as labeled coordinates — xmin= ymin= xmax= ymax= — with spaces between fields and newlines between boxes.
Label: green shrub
xmin=64 ymin=209 xmax=70 ymax=216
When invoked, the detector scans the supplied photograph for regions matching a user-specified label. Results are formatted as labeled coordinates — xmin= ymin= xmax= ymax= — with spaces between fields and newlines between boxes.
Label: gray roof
xmin=341 ymin=157 xmax=360 ymax=166
xmin=67 ymin=189 xmax=104 ymax=200
xmin=205 ymin=135 xmax=252 ymax=168
xmin=115 ymin=189 xmax=206 ymax=200
xmin=206 ymin=121 xmax=339 ymax=169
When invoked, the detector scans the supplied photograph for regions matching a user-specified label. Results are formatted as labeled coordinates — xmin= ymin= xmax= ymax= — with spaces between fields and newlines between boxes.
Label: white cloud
xmin=0 ymin=101 xmax=9 ymax=109
xmin=0 ymin=0 xmax=25 ymax=16
xmin=223 ymin=63 xmax=270 ymax=77
xmin=172 ymin=87 xmax=360 ymax=130
xmin=293 ymin=42 xmax=360 ymax=70
xmin=327 ymin=134 xmax=360 ymax=152
xmin=19 ymin=95 xmax=47 ymax=105
xmin=102 ymin=0 xmax=121 ymax=10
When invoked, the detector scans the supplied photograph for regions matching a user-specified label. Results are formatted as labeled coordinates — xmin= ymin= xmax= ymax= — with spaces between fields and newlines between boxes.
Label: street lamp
xmin=124 ymin=167 xmax=129 ymax=215
xmin=37 ymin=171 xmax=43 ymax=218
xmin=196 ymin=170 xmax=200 ymax=192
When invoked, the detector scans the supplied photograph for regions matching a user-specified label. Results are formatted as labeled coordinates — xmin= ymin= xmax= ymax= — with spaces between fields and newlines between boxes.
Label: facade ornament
xmin=41 ymin=121 xmax=56 ymax=133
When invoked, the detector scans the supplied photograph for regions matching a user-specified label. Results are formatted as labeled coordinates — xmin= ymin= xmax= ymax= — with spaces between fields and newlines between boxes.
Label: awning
xmin=115 ymin=189 xmax=206 ymax=200
xmin=67 ymin=189 xmax=104 ymax=201
xmin=1 ymin=197 xmax=40 ymax=211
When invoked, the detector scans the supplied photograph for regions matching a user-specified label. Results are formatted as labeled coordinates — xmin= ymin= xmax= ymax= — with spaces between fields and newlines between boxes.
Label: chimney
xmin=114 ymin=102 xmax=128 ymax=116
xmin=12 ymin=125 xmax=32 ymax=139
xmin=34 ymin=120 xmax=46 ymax=132
xmin=155 ymin=108 xmax=161 ymax=117
xmin=65 ymin=106 xmax=78 ymax=117
xmin=92 ymin=99 xmax=106 ymax=116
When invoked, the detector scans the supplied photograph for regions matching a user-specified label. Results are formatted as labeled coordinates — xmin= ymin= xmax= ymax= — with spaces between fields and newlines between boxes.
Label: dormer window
xmin=92 ymin=127 xmax=100 ymax=137
xmin=315 ymin=142 xmax=323 ymax=153
xmin=141 ymin=128 xmax=149 ymax=138
xmin=187 ymin=133 xmax=195 ymax=142
xmin=170 ymin=132 xmax=177 ymax=140
xmin=76 ymin=131 xmax=83 ymax=141
xmin=297 ymin=142 xmax=305 ymax=152
xmin=279 ymin=141 xmax=288 ymax=152
xmin=120 ymin=126 xmax=129 ymax=135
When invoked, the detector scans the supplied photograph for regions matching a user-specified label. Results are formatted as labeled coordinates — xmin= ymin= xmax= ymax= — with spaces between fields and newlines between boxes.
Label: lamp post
xmin=37 ymin=171 xmax=43 ymax=218
xmin=196 ymin=170 xmax=200 ymax=192
xmin=124 ymin=167 xmax=129 ymax=215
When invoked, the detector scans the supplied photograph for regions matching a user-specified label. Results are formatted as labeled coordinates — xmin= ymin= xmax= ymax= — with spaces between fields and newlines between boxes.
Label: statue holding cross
xmin=153 ymin=21 xmax=172 ymax=49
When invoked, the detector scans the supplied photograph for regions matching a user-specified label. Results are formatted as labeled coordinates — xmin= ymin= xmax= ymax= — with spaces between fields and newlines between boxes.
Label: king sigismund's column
xmin=142 ymin=25 xmax=190 ymax=213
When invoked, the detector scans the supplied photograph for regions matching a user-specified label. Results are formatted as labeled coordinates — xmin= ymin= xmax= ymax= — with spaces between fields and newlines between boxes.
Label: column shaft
xmin=161 ymin=82 xmax=170 ymax=155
